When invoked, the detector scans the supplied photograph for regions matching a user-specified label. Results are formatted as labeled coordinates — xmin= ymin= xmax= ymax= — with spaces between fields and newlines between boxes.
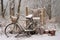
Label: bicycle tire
xmin=5 ymin=23 xmax=20 ymax=37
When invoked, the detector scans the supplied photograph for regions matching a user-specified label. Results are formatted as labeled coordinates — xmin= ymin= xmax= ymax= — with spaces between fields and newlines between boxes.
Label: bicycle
xmin=5 ymin=14 xmax=39 ymax=37
xmin=5 ymin=16 xmax=22 ymax=37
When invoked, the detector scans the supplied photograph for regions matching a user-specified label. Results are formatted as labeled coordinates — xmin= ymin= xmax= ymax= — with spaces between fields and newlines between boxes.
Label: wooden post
xmin=26 ymin=7 xmax=28 ymax=16
xmin=40 ymin=8 xmax=44 ymax=25
xmin=40 ymin=8 xmax=46 ymax=26
xmin=39 ymin=8 xmax=46 ymax=34
xmin=26 ymin=7 xmax=29 ymax=28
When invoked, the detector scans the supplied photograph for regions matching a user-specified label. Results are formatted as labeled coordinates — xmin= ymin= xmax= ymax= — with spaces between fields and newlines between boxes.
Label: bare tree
xmin=10 ymin=0 xmax=15 ymax=17
xmin=47 ymin=0 xmax=51 ymax=20
xmin=1 ymin=0 xmax=4 ymax=18
xmin=17 ymin=0 xmax=21 ymax=20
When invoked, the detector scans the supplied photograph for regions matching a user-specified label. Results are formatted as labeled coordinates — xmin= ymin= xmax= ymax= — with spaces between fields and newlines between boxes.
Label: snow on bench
xmin=24 ymin=29 xmax=34 ymax=32
xmin=33 ymin=17 xmax=40 ymax=20
xmin=26 ymin=14 xmax=33 ymax=18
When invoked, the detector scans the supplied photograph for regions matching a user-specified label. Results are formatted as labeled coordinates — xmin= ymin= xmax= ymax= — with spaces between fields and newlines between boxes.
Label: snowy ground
xmin=0 ymin=31 xmax=60 ymax=40
xmin=0 ymin=18 xmax=60 ymax=40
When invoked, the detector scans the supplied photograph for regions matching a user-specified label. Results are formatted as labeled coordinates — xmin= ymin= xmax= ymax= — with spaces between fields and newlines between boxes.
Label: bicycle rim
xmin=5 ymin=23 xmax=20 ymax=37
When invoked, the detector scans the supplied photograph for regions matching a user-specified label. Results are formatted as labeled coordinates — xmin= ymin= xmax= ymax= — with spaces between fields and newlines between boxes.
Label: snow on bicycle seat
xmin=33 ymin=17 xmax=40 ymax=20
xmin=26 ymin=14 xmax=33 ymax=19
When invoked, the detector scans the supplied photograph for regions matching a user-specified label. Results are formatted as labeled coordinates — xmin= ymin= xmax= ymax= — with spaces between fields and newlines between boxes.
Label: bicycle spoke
xmin=5 ymin=23 xmax=20 ymax=37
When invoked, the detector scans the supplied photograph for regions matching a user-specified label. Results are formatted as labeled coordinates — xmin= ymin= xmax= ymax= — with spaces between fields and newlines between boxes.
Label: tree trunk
xmin=10 ymin=0 xmax=15 ymax=17
xmin=46 ymin=0 xmax=51 ymax=20
xmin=1 ymin=0 xmax=4 ymax=18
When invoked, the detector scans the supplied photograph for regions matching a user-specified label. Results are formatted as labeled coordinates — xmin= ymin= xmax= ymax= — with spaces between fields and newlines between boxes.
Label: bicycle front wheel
xmin=5 ymin=23 xmax=20 ymax=37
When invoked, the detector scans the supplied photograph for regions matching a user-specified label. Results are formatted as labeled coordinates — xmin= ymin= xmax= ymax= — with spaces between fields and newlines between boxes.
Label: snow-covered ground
xmin=0 ymin=18 xmax=60 ymax=40
xmin=0 ymin=31 xmax=60 ymax=40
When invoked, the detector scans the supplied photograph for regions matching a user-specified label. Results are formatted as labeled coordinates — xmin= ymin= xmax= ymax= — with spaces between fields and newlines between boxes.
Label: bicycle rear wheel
xmin=5 ymin=23 xmax=20 ymax=37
